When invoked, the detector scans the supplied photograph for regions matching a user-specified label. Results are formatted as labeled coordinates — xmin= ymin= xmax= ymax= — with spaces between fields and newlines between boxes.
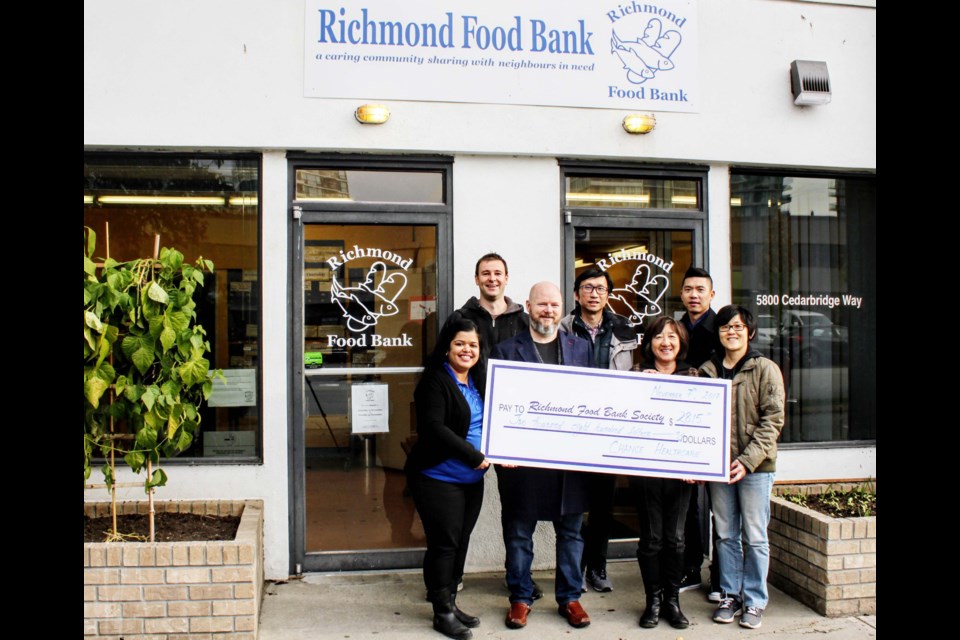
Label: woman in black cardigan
xmin=405 ymin=316 xmax=491 ymax=640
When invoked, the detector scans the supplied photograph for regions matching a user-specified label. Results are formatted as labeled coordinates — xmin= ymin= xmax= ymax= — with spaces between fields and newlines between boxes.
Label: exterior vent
xmin=790 ymin=60 xmax=831 ymax=106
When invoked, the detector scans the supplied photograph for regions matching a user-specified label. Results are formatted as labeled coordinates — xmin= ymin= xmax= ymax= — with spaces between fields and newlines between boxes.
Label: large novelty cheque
xmin=482 ymin=360 xmax=731 ymax=481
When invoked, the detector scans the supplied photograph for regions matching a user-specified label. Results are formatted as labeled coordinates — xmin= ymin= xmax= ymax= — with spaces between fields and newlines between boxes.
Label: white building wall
xmin=453 ymin=155 xmax=563 ymax=303
xmin=84 ymin=1 xmax=876 ymax=579
xmin=84 ymin=0 xmax=875 ymax=170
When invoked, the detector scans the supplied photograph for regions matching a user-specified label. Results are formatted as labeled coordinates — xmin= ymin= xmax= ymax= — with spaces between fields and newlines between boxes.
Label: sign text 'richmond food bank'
xmin=303 ymin=0 xmax=699 ymax=112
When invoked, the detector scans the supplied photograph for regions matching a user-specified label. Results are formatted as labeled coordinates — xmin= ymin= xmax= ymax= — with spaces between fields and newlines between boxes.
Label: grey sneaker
xmin=713 ymin=596 xmax=743 ymax=623
xmin=585 ymin=568 xmax=613 ymax=592
xmin=739 ymin=606 xmax=763 ymax=629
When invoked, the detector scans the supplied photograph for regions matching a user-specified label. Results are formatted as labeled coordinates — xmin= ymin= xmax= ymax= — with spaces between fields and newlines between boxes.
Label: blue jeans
xmin=709 ymin=472 xmax=774 ymax=609
xmin=503 ymin=513 xmax=584 ymax=606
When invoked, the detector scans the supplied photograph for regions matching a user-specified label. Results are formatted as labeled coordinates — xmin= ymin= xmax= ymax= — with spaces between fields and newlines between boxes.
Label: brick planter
xmin=768 ymin=485 xmax=875 ymax=617
xmin=83 ymin=500 xmax=263 ymax=639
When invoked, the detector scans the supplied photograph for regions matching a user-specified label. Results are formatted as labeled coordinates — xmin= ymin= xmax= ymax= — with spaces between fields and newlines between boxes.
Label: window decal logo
xmin=608 ymin=263 xmax=670 ymax=327
xmin=331 ymin=260 xmax=408 ymax=332
xmin=611 ymin=18 xmax=682 ymax=85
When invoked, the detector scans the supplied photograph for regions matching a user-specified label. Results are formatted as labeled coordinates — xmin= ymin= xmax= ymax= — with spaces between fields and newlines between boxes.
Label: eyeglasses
xmin=579 ymin=285 xmax=608 ymax=294
xmin=720 ymin=324 xmax=748 ymax=333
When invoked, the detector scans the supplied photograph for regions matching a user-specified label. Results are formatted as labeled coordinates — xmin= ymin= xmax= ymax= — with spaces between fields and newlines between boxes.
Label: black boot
xmin=662 ymin=550 xmax=690 ymax=629
xmin=661 ymin=586 xmax=689 ymax=629
xmin=637 ymin=552 xmax=662 ymax=628
xmin=450 ymin=593 xmax=480 ymax=629
xmin=639 ymin=587 xmax=662 ymax=628
xmin=429 ymin=589 xmax=472 ymax=640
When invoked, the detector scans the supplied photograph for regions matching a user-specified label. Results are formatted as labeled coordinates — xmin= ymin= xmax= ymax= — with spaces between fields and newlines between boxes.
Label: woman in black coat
xmin=632 ymin=316 xmax=698 ymax=630
xmin=405 ymin=317 xmax=491 ymax=640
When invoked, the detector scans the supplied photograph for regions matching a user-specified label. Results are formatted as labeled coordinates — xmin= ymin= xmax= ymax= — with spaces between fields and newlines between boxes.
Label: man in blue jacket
xmin=490 ymin=282 xmax=593 ymax=631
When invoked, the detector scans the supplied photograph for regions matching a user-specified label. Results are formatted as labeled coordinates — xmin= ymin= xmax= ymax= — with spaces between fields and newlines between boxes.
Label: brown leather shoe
xmin=558 ymin=600 xmax=591 ymax=628
xmin=505 ymin=602 xmax=531 ymax=629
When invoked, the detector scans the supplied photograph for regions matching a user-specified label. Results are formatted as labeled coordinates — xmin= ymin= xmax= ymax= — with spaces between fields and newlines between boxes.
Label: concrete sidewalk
xmin=258 ymin=560 xmax=876 ymax=639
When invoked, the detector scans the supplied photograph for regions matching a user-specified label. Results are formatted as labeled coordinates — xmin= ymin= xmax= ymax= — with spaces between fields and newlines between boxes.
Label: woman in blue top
xmin=405 ymin=317 xmax=491 ymax=640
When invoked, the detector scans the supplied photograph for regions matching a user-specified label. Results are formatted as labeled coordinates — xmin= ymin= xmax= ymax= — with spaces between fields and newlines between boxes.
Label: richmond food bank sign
xmin=303 ymin=0 xmax=699 ymax=113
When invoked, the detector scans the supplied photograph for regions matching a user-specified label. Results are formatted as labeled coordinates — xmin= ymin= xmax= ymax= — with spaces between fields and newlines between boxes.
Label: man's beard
xmin=531 ymin=319 xmax=557 ymax=337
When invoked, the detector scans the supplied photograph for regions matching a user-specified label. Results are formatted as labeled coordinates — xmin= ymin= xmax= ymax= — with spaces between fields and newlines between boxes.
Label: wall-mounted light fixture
xmin=790 ymin=60 xmax=831 ymax=106
xmin=622 ymin=113 xmax=656 ymax=134
xmin=355 ymin=104 xmax=391 ymax=124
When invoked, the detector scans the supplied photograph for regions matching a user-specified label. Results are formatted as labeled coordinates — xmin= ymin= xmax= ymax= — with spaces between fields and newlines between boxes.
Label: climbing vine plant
xmin=83 ymin=227 xmax=217 ymax=499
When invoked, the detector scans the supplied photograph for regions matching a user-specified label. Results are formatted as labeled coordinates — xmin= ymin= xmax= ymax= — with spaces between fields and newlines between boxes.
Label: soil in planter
xmin=84 ymin=512 xmax=240 ymax=543
xmin=784 ymin=487 xmax=876 ymax=518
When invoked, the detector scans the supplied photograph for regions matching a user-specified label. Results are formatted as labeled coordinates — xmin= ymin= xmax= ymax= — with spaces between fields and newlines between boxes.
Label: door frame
xmin=287 ymin=155 xmax=454 ymax=574
xmin=559 ymin=162 xmax=709 ymax=560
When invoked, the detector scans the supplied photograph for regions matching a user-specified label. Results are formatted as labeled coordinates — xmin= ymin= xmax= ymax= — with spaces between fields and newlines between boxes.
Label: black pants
xmin=408 ymin=472 xmax=484 ymax=595
xmin=581 ymin=472 xmax=617 ymax=571
xmin=631 ymin=476 xmax=693 ymax=588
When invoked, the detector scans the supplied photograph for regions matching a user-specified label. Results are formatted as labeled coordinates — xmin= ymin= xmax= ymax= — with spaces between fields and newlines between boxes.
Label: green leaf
xmin=160 ymin=380 xmax=180 ymax=397
xmin=147 ymin=468 xmax=168 ymax=490
xmin=84 ymin=376 xmax=109 ymax=409
xmin=160 ymin=324 xmax=176 ymax=353
xmin=84 ymin=310 xmax=103 ymax=332
xmin=167 ymin=413 xmax=180 ymax=440
xmin=97 ymin=361 xmax=116 ymax=384
xmin=143 ymin=409 xmax=164 ymax=430
xmin=146 ymin=281 xmax=169 ymax=304
xmin=85 ymin=227 xmax=97 ymax=258
xmin=176 ymin=427 xmax=193 ymax=451
xmin=178 ymin=356 xmax=210 ymax=387
xmin=124 ymin=451 xmax=146 ymax=473
xmin=135 ymin=425 xmax=158 ymax=450
xmin=122 ymin=382 xmax=142 ymax=403
xmin=84 ymin=256 xmax=97 ymax=276
xmin=101 ymin=464 xmax=114 ymax=490
xmin=84 ymin=326 xmax=96 ymax=353
xmin=122 ymin=334 xmax=156 ymax=375
xmin=96 ymin=325 xmax=118 ymax=368
xmin=104 ymin=257 xmax=119 ymax=269
xmin=141 ymin=386 xmax=160 ymax=412
xmin=167 ymin=311 xmax=189 ymax=333
xmin=161 ymin=247 xmax=184 ymax=271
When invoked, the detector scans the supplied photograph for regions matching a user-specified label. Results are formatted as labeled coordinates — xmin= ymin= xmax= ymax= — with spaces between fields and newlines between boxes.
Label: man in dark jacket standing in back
xmin=455 ymin=253 xmax=528 ymax=358
xmin=678 ymin=267 xmax=721 ymax=600
xmin=491 ymin=282 xmax=593 ymax=631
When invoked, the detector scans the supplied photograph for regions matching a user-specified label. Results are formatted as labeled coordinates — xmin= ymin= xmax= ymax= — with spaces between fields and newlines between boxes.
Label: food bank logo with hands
xmin=611 ymin=18 xmax=682 ymax=85
xmin=331 ymin=261 xmax=408 ymax=333
xmin=608 ymin=264 xmax=670 ymax=327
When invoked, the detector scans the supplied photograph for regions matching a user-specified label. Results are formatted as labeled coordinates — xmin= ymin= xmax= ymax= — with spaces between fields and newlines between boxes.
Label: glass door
xmin=562 ymin=165 xmax=708 ymax=558
xmin=289 ymin=161 xmax=452 ymax=572
xmin=569 ymin=224 xmax=696 ymax=552
xmin=300 ymin=224 xmax=436 ymax=571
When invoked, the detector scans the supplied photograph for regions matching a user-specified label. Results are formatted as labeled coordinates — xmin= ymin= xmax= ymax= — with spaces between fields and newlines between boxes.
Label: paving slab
xmin=259 ymin=560 xmax=876 ymax=639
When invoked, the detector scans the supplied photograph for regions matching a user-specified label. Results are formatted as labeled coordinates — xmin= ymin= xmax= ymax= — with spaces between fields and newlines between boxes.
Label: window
xmin=84 ymin=153 xmax=262 ymax=460
xmin=729 ymin=173 xmax=876 ymax=443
